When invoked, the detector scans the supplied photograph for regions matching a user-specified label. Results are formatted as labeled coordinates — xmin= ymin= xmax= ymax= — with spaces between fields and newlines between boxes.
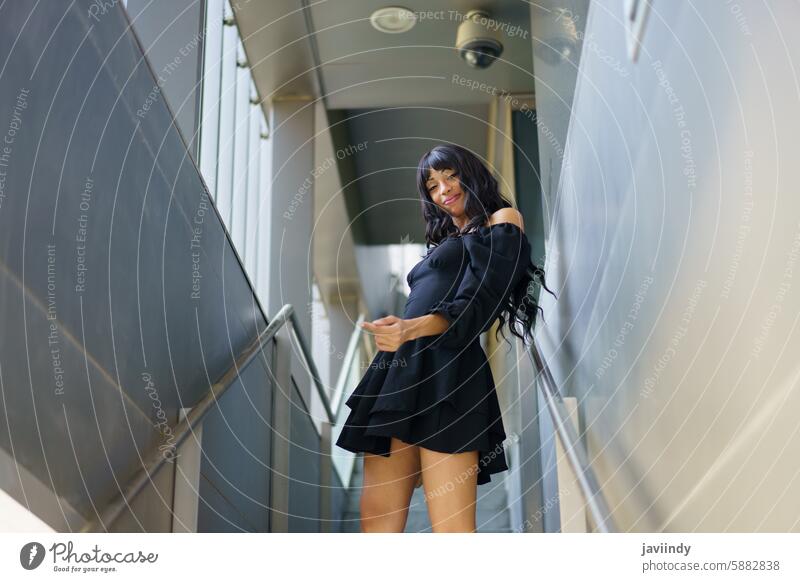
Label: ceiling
xmin=233 ymin=0 xmax=535 ymax=244
xmin=341 ymin=104 xmax=490 ymax=244
xmin=307 ymin=0 xmax=534 ymax=109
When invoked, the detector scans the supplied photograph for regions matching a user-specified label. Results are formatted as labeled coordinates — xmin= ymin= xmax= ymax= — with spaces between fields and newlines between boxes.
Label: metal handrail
xmin=286 ymin=305 xmax=335 ymax=423
xmin=330 ymin=313 xmax=365 ymax=414
xmin=527 ymin=340 xmax=617 ymax=533
xmin=82 ymin=303 xmax=342 ymax=532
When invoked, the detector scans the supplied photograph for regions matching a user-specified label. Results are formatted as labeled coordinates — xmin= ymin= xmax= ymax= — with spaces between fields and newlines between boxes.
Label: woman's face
xmin=426 ymin=167 xmax=466 ymax=217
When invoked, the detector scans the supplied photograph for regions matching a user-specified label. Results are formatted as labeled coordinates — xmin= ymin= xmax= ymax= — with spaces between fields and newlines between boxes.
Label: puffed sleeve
xmin=425 ymin=221 xmax=532 ymax=349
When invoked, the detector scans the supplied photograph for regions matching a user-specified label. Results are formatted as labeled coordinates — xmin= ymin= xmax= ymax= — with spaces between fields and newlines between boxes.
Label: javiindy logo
xmin=20 ymin=542 xmax=46 ymax=570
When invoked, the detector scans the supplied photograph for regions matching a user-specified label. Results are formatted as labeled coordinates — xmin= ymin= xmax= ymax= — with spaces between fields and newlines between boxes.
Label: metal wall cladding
xmin=0 ymin=1 xmax=265 ymax=525
xmin=535 ymin=0 xmax=800 ymax=531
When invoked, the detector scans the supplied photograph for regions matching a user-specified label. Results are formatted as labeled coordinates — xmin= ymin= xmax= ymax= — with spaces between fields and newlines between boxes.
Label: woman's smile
xmin=443 ymin=192 xmax=461 ymax=205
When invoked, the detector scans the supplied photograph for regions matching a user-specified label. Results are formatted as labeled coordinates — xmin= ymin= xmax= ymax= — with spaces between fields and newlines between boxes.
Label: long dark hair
xmin=416 ymin=143 xmax=556 ymax=346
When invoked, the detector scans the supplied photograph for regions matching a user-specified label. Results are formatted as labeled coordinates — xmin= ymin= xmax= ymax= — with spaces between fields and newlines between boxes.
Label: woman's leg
xmin=360 ymin=437 xmax=421 ymax=532
xmin=419 ymin=447 xmax=479 ymax=532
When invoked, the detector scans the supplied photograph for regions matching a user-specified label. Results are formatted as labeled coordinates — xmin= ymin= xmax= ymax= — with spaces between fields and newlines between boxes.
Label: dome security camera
xmin=455 ymin=9 xmax=504 ymax=69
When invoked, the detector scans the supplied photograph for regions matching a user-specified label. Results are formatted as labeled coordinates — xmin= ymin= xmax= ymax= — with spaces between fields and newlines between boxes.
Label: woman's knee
xmin=359 ymin=495 xmax=408 ymax=532
xmin=359 ymin=481 xmax=414 ymax=532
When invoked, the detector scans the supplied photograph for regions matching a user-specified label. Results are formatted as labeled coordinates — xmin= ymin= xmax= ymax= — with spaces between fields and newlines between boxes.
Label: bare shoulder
xmin=488 ymin=207 xmax=525 ymax=232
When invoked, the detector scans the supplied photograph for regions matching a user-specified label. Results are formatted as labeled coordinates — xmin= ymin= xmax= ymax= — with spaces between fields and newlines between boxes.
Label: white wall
xmin=536 ymin=0 xmax=800 ymax=531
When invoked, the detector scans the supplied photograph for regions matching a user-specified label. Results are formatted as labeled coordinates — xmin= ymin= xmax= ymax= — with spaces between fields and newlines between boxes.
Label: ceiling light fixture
xmin=370 ymin=6 xmax=416 ymax=34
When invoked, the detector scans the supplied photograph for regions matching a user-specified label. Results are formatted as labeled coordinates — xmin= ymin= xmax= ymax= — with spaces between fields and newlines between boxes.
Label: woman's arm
xmin=405 ymin=313 xmax=451 ymax=340
xmin=360 ymin=313 xmax=449 ymax=352
xmin=404 ymin=210 xmax=524 ymax=346
xmin=423 ymin=209 xmax=530 ymax=349
xmin=362 ymin=209 xmax=527 ymax=351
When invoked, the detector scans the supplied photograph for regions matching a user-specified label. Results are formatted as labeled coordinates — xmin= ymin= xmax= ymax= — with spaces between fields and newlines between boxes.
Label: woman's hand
xmin=361 ymin=315 xmax=412 ymax=352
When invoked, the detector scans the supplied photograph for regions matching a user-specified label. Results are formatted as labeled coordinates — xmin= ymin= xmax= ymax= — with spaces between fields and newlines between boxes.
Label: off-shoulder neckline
xmin=426 ymin=221 xmax=526 ymax=251
xmin=457 ymin=221 xmax=525 ymax=237
xmin=421 ymin=221 xmax=527 ymax=260
xmin=479 ymin=221 xmax=524 ymax=232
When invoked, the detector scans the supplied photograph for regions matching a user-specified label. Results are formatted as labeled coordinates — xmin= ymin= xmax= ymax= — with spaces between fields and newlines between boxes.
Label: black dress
xmin=335 ymin=222 xmax=533 ymax=485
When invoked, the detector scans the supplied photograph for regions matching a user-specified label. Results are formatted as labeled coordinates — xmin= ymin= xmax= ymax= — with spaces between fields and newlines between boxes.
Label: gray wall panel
xmin=536 ymin=0 xmax=800 ymax=531
xmin=289 ymin=379 xmax=320 ymax=533
xmin=529 ymin=0 xmax=591 ymax=234
xmin=197 ymin=354 xmax=273 ymax=533
xmin=0 ymin=0 xmax=268 ymax=529
xmin=125 ymin=0 xmax=205 ymax=159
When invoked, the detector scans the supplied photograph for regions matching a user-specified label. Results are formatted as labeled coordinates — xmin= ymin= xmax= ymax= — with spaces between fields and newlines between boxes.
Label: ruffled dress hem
xmin=336 ymin=397 xmax=509 ymax=486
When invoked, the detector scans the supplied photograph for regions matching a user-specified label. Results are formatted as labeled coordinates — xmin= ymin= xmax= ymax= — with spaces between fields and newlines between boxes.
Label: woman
xmin=335 ymin=143 xmax=553 ymax=533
